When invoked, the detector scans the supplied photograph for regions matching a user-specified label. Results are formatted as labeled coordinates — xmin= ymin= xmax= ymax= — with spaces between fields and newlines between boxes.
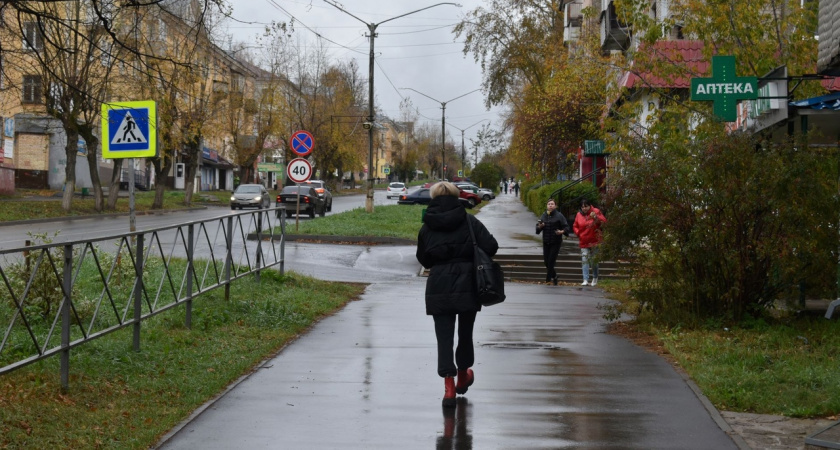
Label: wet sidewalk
xmin=155 ymin=193 xmax=742 ymax=449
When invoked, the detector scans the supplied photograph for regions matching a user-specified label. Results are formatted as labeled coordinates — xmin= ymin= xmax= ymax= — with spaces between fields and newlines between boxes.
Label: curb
xmin=0 ymin=206 xmax=210 ymax=228
xmin=677 ymin=368 xmax=752 ymax=449
xmin=265 ymin=234 xmax=416 ymax=246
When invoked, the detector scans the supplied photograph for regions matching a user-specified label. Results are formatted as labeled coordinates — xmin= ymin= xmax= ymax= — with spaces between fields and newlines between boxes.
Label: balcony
xmin=600 ymin=0 xmax=630 ymax=53
xmin=564 ymin=2 xmax=583 ymax=43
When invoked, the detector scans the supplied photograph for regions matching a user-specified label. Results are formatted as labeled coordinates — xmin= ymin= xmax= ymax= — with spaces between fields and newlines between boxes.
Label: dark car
xmin=399 ymin=187 xmax=475 ymax=209
xmin=301 ymin=180 xmax=333 ymax=212
xmin=397 ymin=188 xmax=432 ymax=205
xmin=230 ymin=184 xmax=270 ymax=210
xmin=276 ymin=185 xmax=326 ymax=218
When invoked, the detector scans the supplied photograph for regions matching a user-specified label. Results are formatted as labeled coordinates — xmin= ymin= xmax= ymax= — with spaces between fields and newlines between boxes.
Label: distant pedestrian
xmin=536 ymin=198 xmax=570 ymax=285
xmin=503 ymin=181 xmax=508 ymax=194
xmin=499 ymin=180 xmax=504 ymax=194
xmin=417 ymin=182 xmax=499 ymax=407
xmin=573 ymin=199 xmax=606 ymax=286
xmin=513 ymin=182 xmax=520 ymax=196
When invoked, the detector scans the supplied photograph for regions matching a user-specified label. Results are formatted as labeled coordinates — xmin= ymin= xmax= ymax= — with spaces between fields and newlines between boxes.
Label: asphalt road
xmin=0 ymin=190 xmax=406 ymax=252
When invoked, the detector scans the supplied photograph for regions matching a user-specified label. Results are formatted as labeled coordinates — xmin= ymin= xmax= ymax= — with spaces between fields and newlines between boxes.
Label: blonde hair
xmin=430 ymin=181 xmax=460 ymax=199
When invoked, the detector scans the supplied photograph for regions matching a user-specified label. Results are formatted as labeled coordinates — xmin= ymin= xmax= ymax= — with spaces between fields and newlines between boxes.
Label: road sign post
xmin=286 ymin=158 xmax=313 ymax=231
xmin=101 ymin=101 xmax=157 ymax=233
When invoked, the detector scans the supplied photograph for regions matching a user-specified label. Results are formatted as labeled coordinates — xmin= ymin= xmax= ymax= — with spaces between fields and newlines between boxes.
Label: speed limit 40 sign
xmin=287 ymin=158 xmax=312 ymax=183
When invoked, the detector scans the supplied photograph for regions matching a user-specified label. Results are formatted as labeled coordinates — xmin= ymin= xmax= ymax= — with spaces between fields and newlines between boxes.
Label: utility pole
xmin=401 ymin=88 xmax=479 ymax=180
xmin=447 ymin=119 xmax=488 ymax=174
xmin=326 ymin=1 xmax=461 ymax=212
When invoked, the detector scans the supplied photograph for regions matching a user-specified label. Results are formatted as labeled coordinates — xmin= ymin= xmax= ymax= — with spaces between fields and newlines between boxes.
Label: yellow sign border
xmin=101 ymin=100 xmax=157 ymax=159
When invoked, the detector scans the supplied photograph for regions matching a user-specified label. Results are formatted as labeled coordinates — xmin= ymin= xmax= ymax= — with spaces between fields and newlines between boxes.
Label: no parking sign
xmin=289 ymin=130 xmax=314 ymax=157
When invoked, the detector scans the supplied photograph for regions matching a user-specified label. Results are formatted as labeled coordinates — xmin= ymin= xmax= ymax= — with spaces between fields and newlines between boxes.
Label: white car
xmin=386 ymin=182 xmax=407 ymax=199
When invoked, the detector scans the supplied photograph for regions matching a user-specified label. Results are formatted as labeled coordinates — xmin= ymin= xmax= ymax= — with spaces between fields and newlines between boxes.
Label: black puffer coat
xmin=416 ymin=195 xmax=499 ymax=315
xmin=536 ymin=209 xmax=570 ymax=245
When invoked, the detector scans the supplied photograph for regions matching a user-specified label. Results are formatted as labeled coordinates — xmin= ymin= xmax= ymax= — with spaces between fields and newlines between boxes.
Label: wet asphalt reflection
xmin=156 ymin=194 xmax=738 ymax=449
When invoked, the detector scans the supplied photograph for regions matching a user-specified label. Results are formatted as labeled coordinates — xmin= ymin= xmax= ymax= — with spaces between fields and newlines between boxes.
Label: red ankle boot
xmin=456 ymin=369 xmax=474 ymax=395
xmin=442 ymin=377 xmax=456 ymax=407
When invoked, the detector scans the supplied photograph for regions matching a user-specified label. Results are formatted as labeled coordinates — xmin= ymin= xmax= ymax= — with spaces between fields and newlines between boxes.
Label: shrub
xmin=603 ymin=129 xmax=839 ymax=325
xmin=470 ymin=162 xmax=504 ymax=192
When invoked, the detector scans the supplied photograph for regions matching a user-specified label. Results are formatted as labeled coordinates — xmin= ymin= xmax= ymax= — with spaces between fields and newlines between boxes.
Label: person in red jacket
xmin=573 ymin=199 xmax=606 ymax=286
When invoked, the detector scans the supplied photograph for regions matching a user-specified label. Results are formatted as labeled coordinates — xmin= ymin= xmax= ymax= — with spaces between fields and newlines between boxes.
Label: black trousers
xmin=433 ymin=311 xmax=477 ymax=378
xmin=543 ymin=242 xmax=561 ymax=281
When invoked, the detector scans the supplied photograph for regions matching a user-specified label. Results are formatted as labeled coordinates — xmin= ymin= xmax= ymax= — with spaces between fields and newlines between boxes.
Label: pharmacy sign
xmin=690 ymin=56 xmax=757 ymax=122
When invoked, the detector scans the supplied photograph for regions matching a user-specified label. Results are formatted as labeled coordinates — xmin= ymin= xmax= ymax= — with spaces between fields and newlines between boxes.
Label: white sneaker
xmin=591 ymin=278 xmax=598 ymax=286
xmin=581 ymin=280 xmax=589 ymax=286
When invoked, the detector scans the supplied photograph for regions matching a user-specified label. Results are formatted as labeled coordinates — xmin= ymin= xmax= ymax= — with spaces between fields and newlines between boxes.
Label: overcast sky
xmin=222 ymin=0 xmax=505 ymax=156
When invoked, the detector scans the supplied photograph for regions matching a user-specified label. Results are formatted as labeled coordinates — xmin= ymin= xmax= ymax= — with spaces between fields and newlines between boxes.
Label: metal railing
xmin=0 ymin=208 xmax=286 ymax=390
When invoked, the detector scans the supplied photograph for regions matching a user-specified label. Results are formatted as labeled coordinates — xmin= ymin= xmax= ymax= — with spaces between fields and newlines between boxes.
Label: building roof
xmin=790 ymin=91 xmax=840 ymax=110
xmin=821 ymin=77 xmax=840 ymax=92
xmin=622 ymin=40 xmax=840 ymax=93
xmin=621 ymin=40 xmax=709 ymax=89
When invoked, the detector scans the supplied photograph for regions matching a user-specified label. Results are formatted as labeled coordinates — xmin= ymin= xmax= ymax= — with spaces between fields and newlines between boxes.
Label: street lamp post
xmin=401 ymin=88 xmax=479 ymax=180
xmin=447 ymin=119 xmax=489 ymax=171
xmin=326 ymin=1 xmax=461 ymax=212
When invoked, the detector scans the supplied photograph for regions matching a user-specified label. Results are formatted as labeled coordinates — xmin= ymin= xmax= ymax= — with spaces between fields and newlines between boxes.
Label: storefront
xmin=200 ymin=147 xmax=234 ymax=191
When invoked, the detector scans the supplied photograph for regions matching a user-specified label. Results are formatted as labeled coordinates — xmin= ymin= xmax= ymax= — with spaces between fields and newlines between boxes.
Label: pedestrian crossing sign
xmin=101 ymin=100 xmax=156 ymax=158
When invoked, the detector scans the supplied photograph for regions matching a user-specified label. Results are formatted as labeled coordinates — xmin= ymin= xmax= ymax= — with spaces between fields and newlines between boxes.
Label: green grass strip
xmin=0 ymin=270 xmax=364 ymax=449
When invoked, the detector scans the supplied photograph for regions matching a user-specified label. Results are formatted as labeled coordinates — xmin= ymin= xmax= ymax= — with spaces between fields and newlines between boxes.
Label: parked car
xmin=398 ymin=188 xmax=475 ymax=209
xmin=397 ymin=188 xmax=432 ymax=205
xmin=455 ymin=183 xmax=495 ymax=201
xmin=386 ymin=182 xmax=407 ymax=199
xmin=276 ymin=185 xmax=326 ymax=218
xmin=458 ymin=187 xmax=482 ymax=208
xmin=230 ymin=184 xmax=270 ymax=210
xmin=301 ymin=180 xmax=333 ymax=212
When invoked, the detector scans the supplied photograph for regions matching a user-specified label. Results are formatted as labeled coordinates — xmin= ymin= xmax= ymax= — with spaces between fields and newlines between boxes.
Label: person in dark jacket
xmin=417 ymin=182 xmax=499 ymax=408
xmin=536 ymin=198 xmax=570 ymax=285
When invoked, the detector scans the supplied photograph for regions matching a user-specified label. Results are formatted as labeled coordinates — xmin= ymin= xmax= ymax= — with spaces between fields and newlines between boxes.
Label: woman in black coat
xmin=416 ymin=182 xmax=499 ymax=407
xmin=536 ymin=198 xmax=570 ymax=285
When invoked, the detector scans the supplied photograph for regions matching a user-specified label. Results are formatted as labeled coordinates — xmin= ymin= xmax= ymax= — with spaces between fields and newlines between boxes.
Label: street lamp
xmin=447 ymin=119 xmax=489 ymax=170
xmin=400 ymin=87 xmax=479 ymax=180
xmin=326 ymin=1 xmax=461 ymax=213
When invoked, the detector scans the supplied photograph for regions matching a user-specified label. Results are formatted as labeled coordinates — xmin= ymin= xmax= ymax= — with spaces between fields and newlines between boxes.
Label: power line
xmin=263 ymin=0 xmax=367 ymax=56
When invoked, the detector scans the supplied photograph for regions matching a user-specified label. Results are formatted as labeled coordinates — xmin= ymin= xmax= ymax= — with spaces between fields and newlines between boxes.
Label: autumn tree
xmin=600 ymin=0 xmax=834 ymax=323
xmin=2 ymin=1 xmax=122 ymax=211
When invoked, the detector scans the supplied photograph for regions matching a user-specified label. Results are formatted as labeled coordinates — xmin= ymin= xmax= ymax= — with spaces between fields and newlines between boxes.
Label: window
xmin=100 ymin=42 xmax=112 ymax=67
xmin=22 ymin=75 xmax=42 ymax=103
xmin=23 ymin=22 xmax=43 ymax=51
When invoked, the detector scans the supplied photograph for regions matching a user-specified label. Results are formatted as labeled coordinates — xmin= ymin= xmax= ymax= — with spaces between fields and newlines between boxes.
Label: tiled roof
xmin=622 ymin=40 xmax=840 ymax=92
xmin=622 ymin=40 xmax=709 ymax=89
xmin=822 ymin=77 xmax=840 ymax=91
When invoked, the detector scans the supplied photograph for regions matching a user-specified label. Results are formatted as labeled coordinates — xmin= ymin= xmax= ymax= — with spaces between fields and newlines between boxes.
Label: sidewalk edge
xmin=678 ymin=369 xmax=752 ymax=450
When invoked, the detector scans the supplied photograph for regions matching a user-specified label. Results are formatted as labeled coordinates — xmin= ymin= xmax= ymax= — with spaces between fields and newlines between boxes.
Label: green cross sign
xmin=690 ymin=55 xmax=757 ymax=122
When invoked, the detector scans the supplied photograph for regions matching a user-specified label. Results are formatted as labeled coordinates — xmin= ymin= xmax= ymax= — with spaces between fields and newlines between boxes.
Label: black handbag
xmin=466 ymin=217 xmax=506 ymax=306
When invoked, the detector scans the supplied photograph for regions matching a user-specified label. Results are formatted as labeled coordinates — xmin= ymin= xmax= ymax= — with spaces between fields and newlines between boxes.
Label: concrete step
xmin=420 ymin=252 xmax=626 ymax=283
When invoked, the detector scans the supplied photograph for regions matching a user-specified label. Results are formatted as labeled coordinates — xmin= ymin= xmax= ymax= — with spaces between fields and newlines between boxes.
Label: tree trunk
xmin=184 ymin=161 xmax=197 ymax=206
xmin=82 ymin=132 xmax=104 ymax=212
xmin=61 ymin=129 xmax=80 ymax=211
xmin=151 ymin=153 xmax=174 ymax=209
xmin=107 ymin=159 xmax=123 ymax=210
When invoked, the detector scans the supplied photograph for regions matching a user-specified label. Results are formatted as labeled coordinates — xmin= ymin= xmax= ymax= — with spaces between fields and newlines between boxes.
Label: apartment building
xmin=0 ymin=1 xmax=266 ymax=194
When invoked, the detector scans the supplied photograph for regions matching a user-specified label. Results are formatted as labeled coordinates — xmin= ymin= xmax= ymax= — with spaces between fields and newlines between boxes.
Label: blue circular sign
xmin=290 ymin=130 xmax=314 ymax=156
